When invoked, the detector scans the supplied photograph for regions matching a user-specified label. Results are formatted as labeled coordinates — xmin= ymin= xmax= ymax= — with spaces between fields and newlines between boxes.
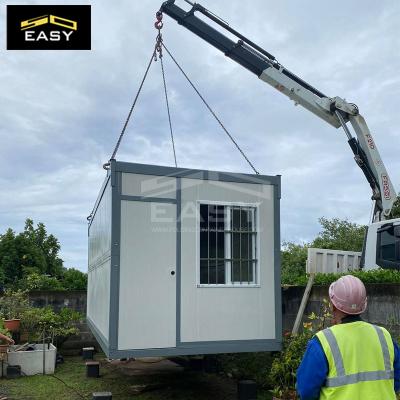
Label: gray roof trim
xmin=114 ymin=161 xmax=280 ymax=186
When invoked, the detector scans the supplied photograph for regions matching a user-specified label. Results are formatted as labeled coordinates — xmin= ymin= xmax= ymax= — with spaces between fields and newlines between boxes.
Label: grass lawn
xmin=0 ymin=355 xmax=273 ymax=400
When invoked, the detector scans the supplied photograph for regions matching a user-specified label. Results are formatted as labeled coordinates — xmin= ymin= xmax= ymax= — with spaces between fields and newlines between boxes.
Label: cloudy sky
xmin=1 ymin=0 xmax=399 ymax=272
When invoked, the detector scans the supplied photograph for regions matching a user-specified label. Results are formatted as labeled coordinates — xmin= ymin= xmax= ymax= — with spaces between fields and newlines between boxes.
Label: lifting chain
xmin=154 ymin=11 xmax=163 ymax=60
xmin=103 ymin=9 xmax=258 ymax=179
xmin=154 ymin=10 xmax=178 ymax=167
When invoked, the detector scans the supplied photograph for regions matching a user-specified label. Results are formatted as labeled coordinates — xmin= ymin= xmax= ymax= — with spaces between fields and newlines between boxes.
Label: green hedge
xmin=282 ymin=269 xmax=400 ymax=286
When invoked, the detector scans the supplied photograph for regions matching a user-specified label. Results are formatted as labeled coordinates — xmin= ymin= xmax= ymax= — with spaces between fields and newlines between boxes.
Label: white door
xmin=118 ymin=200 xmax=176 ymax=350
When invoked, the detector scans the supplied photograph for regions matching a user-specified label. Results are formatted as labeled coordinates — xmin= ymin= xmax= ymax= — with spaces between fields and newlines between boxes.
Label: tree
xmin=390 ymin=195 xmax=400 ymax=219
xmin=22 ymin=219 xmax=63 ymax=278
xmin=0 ymin=219 xmax=64 ymax=285
xmin=311 ymin=217 xmax=366 ymax=252
xmin=62 ymin=268 xmax=87 ymax=290
xmin=0 ymin=229 xmax=20 ymax=285
xmin=281 ymin=242 xmax=309 ymax=284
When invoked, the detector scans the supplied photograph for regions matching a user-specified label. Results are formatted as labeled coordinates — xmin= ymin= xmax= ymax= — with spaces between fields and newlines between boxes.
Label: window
xmin=199 ymin=203 xmax=258 ymax=285
xmin=376 ymin=224 xmax=400 ymax=269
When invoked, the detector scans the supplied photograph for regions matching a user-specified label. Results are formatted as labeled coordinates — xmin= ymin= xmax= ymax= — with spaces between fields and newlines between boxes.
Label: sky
xmin=1 ymin=0 xmax=399 ymax=272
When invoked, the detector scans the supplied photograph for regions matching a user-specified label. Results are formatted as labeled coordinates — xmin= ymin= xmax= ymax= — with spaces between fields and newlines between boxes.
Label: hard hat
xmin=329 ymin=275 xmax=367 ymax=315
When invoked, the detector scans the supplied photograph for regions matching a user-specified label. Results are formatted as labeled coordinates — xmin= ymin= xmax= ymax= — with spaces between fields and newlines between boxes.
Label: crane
xmin=159 ymin=0 xmax=400 ymax=270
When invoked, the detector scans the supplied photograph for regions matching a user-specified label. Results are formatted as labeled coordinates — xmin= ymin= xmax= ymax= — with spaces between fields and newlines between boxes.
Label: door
xmin=118 ymin=200 xmax=176 ymax=350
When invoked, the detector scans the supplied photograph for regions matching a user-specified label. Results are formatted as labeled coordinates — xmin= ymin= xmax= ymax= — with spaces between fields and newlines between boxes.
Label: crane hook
xmin=154 ymin=11 xmax=163 ymax=30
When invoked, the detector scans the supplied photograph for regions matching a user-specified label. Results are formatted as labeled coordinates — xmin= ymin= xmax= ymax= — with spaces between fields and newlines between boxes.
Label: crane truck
xmin=159 ymin=0 xmax=400 ymax=271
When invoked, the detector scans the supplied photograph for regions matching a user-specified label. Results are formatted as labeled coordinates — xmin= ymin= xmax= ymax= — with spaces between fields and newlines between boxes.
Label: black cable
xmin=160 ymin=53 xmax=178 ymax=167
xmin=109 ymin=47 xmax=156 ymax=162
xmin=162 ymin=42 xmax=260 ymax=175
xmin=49 ymin=374 xmax=88 ymax=399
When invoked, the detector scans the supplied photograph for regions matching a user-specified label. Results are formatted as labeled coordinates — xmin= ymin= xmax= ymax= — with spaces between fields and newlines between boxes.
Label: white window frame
xmin=196 ymin=200 xmax=261 ymax=288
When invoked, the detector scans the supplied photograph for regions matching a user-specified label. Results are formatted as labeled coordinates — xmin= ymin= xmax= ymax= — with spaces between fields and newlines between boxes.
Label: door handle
xmin=170 ymin=270 xmax=176 ymax=276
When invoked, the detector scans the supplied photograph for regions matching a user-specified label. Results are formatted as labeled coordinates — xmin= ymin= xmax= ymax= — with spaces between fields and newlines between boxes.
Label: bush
xmin=21 ymin=306 xmax=82 ymax=347
xmin=270 ymin=299 xmax=332 ymax=399
xmin=0 ymin=289 xmax=30 ymax=320
xmin=14 ymin=269 xmax=87 ymax=292
xmin=281 ymin=242 xmax=308 ymax=286
xmin=283 ymin=269 xmax=400 ymax=286
xmin=0 ymin=319 xmax=11 ymax=341
xmin=17 ymin=272 xmax=65 ymax=291
xmin=62 ymin=268 xmax=87 ymax=290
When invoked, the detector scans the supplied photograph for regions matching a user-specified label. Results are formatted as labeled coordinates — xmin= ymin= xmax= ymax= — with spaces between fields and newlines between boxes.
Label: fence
xmin=25 ymin=284 xmax=400 ymax=354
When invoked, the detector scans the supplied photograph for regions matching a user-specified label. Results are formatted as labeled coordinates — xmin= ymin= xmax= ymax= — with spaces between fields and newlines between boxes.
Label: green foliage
xmin=0 ymin=289 xmax=30 ymax=320
xmin=0 ymin=219 xmax=63 ymax=286
xmin=311 ymin=217 xmax=366 ymax=252
xmin=17 ymin=272 xmax=65 ymax=291
xmin=281 ymin=242 xmax=309 ymax=285
xmin=21 ymin=306 xmax=82 ymax=346
xmin=0 ymin=219 xmax=87 ymax=291
xmin=270 ymin=299 xmax=332 ymax=399
xmin=62 ymin=268 xmax=87 ymax=291
xmin=0 ymin=319 xmax=11 ymax=340
xmin=285 ymin=269 xmax=400 ymax=286
xmin=390 ymin=195 xmax=400 ymax=219
xmin=270 ymin=332 xmax=311 ymax=399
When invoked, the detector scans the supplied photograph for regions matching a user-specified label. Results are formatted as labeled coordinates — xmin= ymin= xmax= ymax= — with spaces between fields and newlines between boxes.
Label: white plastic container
xmin=5 ymin=344 xmax=57 ymax=376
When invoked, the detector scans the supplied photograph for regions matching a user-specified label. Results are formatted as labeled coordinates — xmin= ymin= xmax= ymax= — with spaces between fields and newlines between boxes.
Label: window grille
xmin=199 ymin=203 xmax=258 ymax=285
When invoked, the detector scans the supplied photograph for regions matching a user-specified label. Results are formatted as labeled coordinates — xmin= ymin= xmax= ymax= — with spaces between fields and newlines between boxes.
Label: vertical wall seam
xmin=176 ymin=177 xmax=182 ymax=346
xmin=109 ymin=162 xmax=122 ymax=352
xmin=274 ymin=179 xmax=282 ymax=343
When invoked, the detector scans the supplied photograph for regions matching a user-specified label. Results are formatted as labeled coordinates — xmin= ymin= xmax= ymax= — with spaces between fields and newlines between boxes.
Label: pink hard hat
xmin=329 ymin=275 xmax=367 ymax=315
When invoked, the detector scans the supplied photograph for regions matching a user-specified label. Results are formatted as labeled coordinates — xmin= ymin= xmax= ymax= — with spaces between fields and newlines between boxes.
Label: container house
xmin=87 ymin=160 xmax=281 ymax=358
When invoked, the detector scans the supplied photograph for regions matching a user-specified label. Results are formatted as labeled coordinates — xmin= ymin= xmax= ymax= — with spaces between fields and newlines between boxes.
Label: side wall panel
xmin=88 ymin=179 xmax=111 ymax=341
xmin=180 ymin=179 xmax=276 ymax=342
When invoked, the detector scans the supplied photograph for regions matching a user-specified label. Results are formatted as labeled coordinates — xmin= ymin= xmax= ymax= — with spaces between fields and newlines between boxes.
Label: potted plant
xmin=0 ymin=289 xmax=29 ymax=332
xmin=0 ymin=320 xmax=12 ymax=353
xmin=270 ymin=299 xmax=332 ymax=399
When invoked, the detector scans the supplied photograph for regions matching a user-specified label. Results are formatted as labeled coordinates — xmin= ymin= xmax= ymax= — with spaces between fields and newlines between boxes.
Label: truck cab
xmin=363 ymin=218 xmax=400 ymax=270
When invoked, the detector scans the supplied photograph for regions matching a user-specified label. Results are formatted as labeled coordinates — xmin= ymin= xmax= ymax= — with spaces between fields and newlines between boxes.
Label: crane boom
xmin=160 ymin=0 xmax=397 ymax=221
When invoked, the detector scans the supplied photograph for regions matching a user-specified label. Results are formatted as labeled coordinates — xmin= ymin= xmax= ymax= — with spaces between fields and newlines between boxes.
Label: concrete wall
xmin=282 ymin=283 xmax=400 ymax=336
xmin=25 ymin=283 xmax=400 ymax=355
xmin=28 ymin=291 xmax=97 ymax=355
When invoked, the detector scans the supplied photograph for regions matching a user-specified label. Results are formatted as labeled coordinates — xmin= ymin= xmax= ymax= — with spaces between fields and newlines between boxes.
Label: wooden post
xmin=292 ymin=273 xmax=315 ymax=335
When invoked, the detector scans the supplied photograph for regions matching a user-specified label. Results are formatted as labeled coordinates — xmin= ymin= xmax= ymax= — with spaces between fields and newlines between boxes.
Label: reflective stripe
xmin=326 ymin=369 xmax=394 ymax=387
xmin=322 ymin=328 xmax=345 ymax=376
xmin=373 ymin=325 xmax=391 ymax=371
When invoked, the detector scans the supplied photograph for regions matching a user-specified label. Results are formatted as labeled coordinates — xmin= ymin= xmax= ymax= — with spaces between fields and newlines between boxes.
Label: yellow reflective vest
xmin=316 ymin=321 xmax=395 ymax=399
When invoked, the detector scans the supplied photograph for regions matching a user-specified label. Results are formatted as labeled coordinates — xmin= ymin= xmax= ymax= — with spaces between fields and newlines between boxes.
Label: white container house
xmin=87 ymin=160 xmax=282 ymax=358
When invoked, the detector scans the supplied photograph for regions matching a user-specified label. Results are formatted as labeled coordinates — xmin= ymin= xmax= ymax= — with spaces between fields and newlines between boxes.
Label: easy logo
xmin=7 ymin=5 xmax=90 ymax=50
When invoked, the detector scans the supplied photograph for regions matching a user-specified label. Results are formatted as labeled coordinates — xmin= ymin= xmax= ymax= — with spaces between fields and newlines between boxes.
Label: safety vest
xmin=316 ymin=321 xmax=395 ymax=399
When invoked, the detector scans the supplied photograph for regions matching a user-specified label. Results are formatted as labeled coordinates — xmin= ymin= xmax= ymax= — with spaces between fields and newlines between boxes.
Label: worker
xmin=0 ymin=332 xmax=14 ymax=345
xmin=296 ymin=274 xmax=400 ymax=399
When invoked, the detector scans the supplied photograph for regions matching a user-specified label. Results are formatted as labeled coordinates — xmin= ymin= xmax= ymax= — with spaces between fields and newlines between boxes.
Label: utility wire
xmin=162 ymin=42 xmax=260 ymax=175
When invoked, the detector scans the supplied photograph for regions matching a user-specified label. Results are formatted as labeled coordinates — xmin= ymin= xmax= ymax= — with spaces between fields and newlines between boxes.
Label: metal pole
xmin=42 ymin=330 xmax=46 ymax=375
